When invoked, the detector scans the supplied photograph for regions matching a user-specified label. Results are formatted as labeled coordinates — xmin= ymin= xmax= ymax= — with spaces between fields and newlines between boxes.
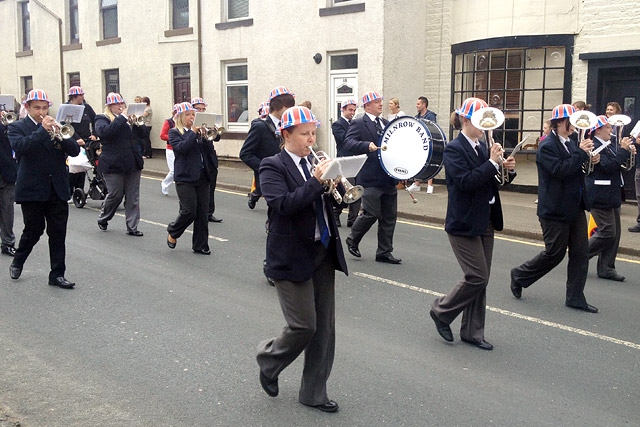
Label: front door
xmin=328 ymin=73 xmax=357 ymax=158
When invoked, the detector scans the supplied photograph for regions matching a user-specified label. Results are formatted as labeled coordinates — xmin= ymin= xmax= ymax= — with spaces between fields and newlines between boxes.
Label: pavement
xmin=142 ymin=151 xmax=640 ymax=257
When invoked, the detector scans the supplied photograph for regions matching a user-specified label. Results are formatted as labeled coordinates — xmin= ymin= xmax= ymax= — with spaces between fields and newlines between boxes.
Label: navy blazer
xmin=585 ymin=137 xmax=628 ymax=209
xmin=331 ymin=117 xmax=350 ymax=157
xmin=94 ymin=114 xmax=145 ymax=174
xmin=536 ymin=130 xmax=591 ymax=221
xmin=0 ymin=123 xmax=17 ymax=184
xmin=169 ymin=128 xmax=216 ymax=183
xmin=444 ymin=133 xmax=514 ymax=236
xmin=8 ymin=116 xmax=80 ymax=202
xmin=260 ymin=150 xmax=348 ymax=282
xmin=239 ymin=118 xmax=279 ymax=171
xmin=343 ymin=114 xmax=396 ymax=188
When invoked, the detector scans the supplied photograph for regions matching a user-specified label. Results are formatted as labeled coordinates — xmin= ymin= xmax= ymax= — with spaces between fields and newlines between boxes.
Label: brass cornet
xmin=570 ymin=111 xmax=599 ymax=175
xmin=308 ymin=147 xmax=363 ymax=205
xmin=127 ymin=115 xmax=145 ymax=126
xmin=198 ymin=123 xmax=224 ymax=141
xmin=0 ymin=111 xmax=16 ymax=126
xmin=608 ymin=114 xmax=635 ymax=170
xmin=49 ymin=120 xmax=75 ymax=141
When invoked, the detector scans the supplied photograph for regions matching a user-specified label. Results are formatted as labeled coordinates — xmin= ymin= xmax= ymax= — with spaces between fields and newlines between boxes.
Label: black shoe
xmin=208 ymin=215 xmax=223 ymax=223
xmin=267 ymin=277 xmax=275 ymax=286
xmin=375 ymin=255 xmax=402 ymax=264
xmin=628 ymin=224 xmax=640 ymax=232
xmin=566 ymin=303 xmax=598 ymax=313
xmin=98 ymin=221 xmax=108 ymax=231
xmin=301 ymin=400 xmax=339 ymax=413
xmin=346 ymin=221 xmax=354 ymax=228
xmin=335 ymin=217 xmax=341 ymax=227
xmin=127 ymin=230 xmax=144 ymax=237
xmin=461 ymin=337 xmax=494 ymax=350
xmin=429 ymin=310 xmax=453 ymax=342
xmin=167 ymin=235 xmax=176 ymax=249
xmin=48 ymin=276 xmax=75 ymax=289
xmin=259 ymin=371 xmax=278 ymax=397
xmin=510 ymin=269 xmax=522 ymax=298
xmin=1 ymin=246 xmax=15 ymax=256
xmin=248 ymin=199 xmax=256 ymax=209
xmin=598 ymin=274 xmax=625 ymax=282
xmin=10 ymin=264 xmax=22 ymax=280
xmin=193 ymin=248 xmax=211 ymax=255
xmin=345 ymin=238 xmax=361 ymax=258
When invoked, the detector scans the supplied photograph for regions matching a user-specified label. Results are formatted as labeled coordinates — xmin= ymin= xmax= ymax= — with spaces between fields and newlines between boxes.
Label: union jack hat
xmin=455 ymin=97 xmax=488 ymax=119
xmin=175 ymin=102 xmax=195 ymax=114
xmin=257 ymin=101 xmax=270 ymax=118
xmin=341 ymin=98 xmax=357 ymax=109
xmin=362 ymin=91 xmax=382 ymax=105
xmin=590 ymin=115 xmax=609 ymax=132
xmin=190 ymin=97 xmax=207 ymax=107
xmin=68 ymin=86 xmax=85 ymax=96
xmin=105 ymin=92 xmax=125 ymax=105
xmin=26 ymin=89 xmax=52 ymax=106
xmin=268 ymin=86 xmax=294 ymax=101
xmin=278 ymin=106 xmax=320 ymax=135
xmin=550 ymin=104 xmax=576 ymax=121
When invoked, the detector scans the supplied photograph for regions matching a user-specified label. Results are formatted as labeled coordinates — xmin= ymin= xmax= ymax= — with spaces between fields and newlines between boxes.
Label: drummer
xmin=343 ymin=91 xmax=402 ymax=264
xmin=427 ymin=98 xmax=515 ymax=351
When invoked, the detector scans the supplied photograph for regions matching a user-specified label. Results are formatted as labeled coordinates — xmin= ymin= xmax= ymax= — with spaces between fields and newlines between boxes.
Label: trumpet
xmin=198 ymin=123 xmax=225 ymax=141
xmin=570 ymin=110 xmax=599 ymax=175
xmin=608 ymin=114 xmax=635 ymax=170
xmin=0 ymin=111 xmax=16 ymax=126
xmin=470 ymin=107 xmax=508 ymax=185
xmin=49 ymin=120 xmax=75 ymax=141
xmin=127 ymin=114 xmax=145 ymax=126
xmin=308 ymin=147 xmax=363 ymax=205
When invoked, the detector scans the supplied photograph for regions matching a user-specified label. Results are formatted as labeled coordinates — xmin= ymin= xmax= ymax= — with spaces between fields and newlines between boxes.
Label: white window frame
xmin=225 ymin=0 xmax=248 ymax=21
xmin=224 ymin=62 xmax=249 ymax=131
xmin=101 ymin=0 xmax=118 ymax=40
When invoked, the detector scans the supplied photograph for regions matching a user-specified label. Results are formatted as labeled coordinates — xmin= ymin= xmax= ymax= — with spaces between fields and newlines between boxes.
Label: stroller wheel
xmin=72 ymin=188 xmax=87 ymax=208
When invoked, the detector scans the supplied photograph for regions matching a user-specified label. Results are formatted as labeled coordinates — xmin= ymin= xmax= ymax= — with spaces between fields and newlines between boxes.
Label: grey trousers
xmin=0 ymin=175 xmax=15 ymax=247
xmin=588 ymin=207 xmax=621 ymax=278
xmin=98 ymin=170 xmax=141 ymax=232
xmin=348 ymin=185 xmax=398 ymax=257
xmin=257 ymin=244 xmax=336 ymax=406
xmin=432 ymin=226 xmax=494 ymax=342
xmin=635 ymin=168 xmax=640 ymax=224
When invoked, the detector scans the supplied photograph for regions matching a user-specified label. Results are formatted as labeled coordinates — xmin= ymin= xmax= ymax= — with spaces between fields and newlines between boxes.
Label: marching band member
xmin=7 ymin=89 xmax=81 ymax=288
xmin=428 ymin=98 xmax=515 ymax=351
xmin=67 ymin=86 xmax=97 ymax=193
xmin=332 ymin=98 xmax=359 ymax=228
xmin=191 ymin=97 xmax=223 ymax=223
xmin=166 ymin=102 xmax=216 ymax=255
xmin=343 ymin=91 xmax=402 ymax=264
xmin=240 ymin=86 xmax=296 ymax=209
xmin=94 ymin=93 xmax=145 ymax=236
xmin=256 ymin=106 xmax=347 ymax=413
xmin=0 ymin=107 xmax=17 ymax=256
xmin=510 ymin=104 xmax=599 ymax=313
xmin=160 ymin=104 xmax=178 ymax=195
xmin=585 ymin=116 xmax=635 ymax=281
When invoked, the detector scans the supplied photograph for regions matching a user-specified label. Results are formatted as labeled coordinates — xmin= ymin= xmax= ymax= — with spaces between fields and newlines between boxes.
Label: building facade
xmin=1 ymin=0 xmax=639 ymax=185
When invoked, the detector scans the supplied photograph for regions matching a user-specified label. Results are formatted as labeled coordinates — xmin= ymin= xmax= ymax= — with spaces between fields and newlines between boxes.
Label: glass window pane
xmin=227 ymin=86 xmax=248 ymax=122
xmin=330 ymin=54 xmax=358 ymax=70
xmin=526 ymin=48 xmax=545 ymax=69
xmin=227 ymin=65 xmax=247 ymax=81
xmin=228 ymin=0 xmax=249 ymax=19
xmin=103 ymin=8 xmax=118 ymax=39
xmin=454 ymin=54 xmax=463 ymax=73
xmin=105 ymin=70 xmax=119 ymax=94
xmin=507 ymin=50 xmax=524 ymax=69
xmin=545 ymin=69 xmax=564 ymax=89
xmin=544 ymin=90 xmax=564 ymax=109
xmin=523 ymin=90 xmax=543 ymax=110
xmin=173 ymin=0 xmax=189 ymax=29
xmin=522 ymin=111 xmax=542 ymax=131
xmin=102 ymin=0 xmax=117 ymax=7
xmin=546 ymin=48 xmax=565 ymax=68
xmin=524 ymin=69 xmax=544 ymax=90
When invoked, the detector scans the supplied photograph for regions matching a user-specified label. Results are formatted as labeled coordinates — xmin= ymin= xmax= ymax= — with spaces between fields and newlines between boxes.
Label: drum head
xmin=379 ymin=116 xmax=432 ymax=180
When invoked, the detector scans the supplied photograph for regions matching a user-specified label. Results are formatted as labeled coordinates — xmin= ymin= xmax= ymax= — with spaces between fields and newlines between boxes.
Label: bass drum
xmin=378 ymin=116 xmax=447 ymax=181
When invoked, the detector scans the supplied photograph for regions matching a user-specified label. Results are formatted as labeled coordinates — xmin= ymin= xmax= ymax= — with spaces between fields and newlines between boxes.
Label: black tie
xmin=300 ymin=158 xmax=330 ymax=247
xmin=375 ymin=117 xmax=383 ymax=135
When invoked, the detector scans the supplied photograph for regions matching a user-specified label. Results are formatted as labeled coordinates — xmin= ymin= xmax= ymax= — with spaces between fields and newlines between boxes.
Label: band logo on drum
xmin=382 ymin=117 xmax=430 ymax=152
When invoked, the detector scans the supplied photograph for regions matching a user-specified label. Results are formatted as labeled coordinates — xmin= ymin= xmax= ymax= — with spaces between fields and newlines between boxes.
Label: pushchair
xmin=69 ymin=139 xmax=108 ymax=208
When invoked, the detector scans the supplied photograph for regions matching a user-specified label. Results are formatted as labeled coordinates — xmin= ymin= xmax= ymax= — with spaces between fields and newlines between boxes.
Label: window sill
xmin=215 ymin=18 xmax=253 ymax=30
xmin=164 ymin=27 xmax=194 ymax=37
xmin=319 ymin=2 xmax=365 ymax=17
xmin=15 ymin=50 xmax=33 ymax=58
xmin=62 ymin=43 xmax=83 ymax=51
xmin=96 ymin=37 xmax=121 ymax=47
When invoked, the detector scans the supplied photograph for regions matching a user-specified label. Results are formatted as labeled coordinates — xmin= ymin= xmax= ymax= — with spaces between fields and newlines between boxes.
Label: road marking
xmin=354 ymin=271 xmax=640 ymax=351
xmin=82 ymin=206 xmax=229 ymax=242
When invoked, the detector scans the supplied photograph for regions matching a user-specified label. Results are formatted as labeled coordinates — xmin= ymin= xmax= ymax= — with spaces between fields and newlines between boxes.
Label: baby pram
xmin=69 ymin=139 xmax=108 ymax=208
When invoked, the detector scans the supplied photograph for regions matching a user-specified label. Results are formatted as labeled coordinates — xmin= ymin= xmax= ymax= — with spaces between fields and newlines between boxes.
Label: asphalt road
xmin=1 ymin=174 xmax=639 ymax=427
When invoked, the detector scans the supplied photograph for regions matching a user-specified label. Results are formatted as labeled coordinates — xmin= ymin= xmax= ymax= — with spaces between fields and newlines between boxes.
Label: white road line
xmin=354 ymin=271 xmax=640 ymax=351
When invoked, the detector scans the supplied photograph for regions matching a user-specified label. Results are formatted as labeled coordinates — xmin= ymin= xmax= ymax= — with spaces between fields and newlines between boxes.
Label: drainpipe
xmin=32 ymin=0 xmax=65 ymax=102
xmin=197 ymin=0 xmax=203 ymax=97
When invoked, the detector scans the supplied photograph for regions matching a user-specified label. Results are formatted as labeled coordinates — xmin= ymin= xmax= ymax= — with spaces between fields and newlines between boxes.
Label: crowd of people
xmin=1 ymin=85 xmax=639 ymax=414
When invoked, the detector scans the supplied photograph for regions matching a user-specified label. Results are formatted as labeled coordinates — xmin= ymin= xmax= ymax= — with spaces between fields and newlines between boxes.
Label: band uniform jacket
xmin=169 ymin=128 xmax=216 ymax=183
xmin=0 ymin=122 xmax=17 ymax=184
xmin=332 ymin=116 xmax=350 ymax=157
xmin=536 ymin=130 xmax=591 ymax=222
xmin=584 ymin=137 xmax=628 ymax=210
xmin=239 ymin=118 xmax=279 ymax=172
xmin=8 ymin=117 xmax=80 ymax=202
xmin=260 ymin=150 xmax=348 ymax=282
xmin=443 ymin=133 xmax=514 ymax=236
xmin=94 ymin=114 xmax=145 ymax=174
xmin=343 ymin=114 xmax=397 ymax=189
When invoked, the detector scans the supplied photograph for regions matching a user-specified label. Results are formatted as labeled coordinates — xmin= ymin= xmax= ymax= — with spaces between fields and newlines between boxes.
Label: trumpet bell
xmin=339 ymin=177 xmax=364 ymax=204
xmin=569 ymin=110 xmax=598 ymax=130
xmin=59 ymin=124 xmax=75 ymax=139
xmin=470 ymin=107 xmax=505 ymax=130
xmin=608 ymin=114 xmax=631 ymax=127
xmin=1 ymin=112 xmax=17 ymax=125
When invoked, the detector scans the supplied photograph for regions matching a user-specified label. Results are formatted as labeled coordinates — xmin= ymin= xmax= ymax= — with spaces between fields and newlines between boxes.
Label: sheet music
xmin=592 ymin=140 xmax=611 ymax=155
xmin=194 ymin=113 xmax=223 ymax=128
xmin=126 ymin=103 xmax=147 ymax=117
xmin=0 ymin=95 xmax=16 ymax=112
xmin=508 ymin=133 xmax=530 ymax=157
xmin=630 ymin=120 xmax=640 ymax=139
xmin=320 ymin=154 xmax=367 ymax=180
xmin=55 ymin=104 xmax=85 ymax=123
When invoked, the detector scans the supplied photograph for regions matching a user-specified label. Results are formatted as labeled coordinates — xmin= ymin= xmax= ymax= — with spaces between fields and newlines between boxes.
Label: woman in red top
xmin=160 ymin=105 xmax=177 ymax=195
